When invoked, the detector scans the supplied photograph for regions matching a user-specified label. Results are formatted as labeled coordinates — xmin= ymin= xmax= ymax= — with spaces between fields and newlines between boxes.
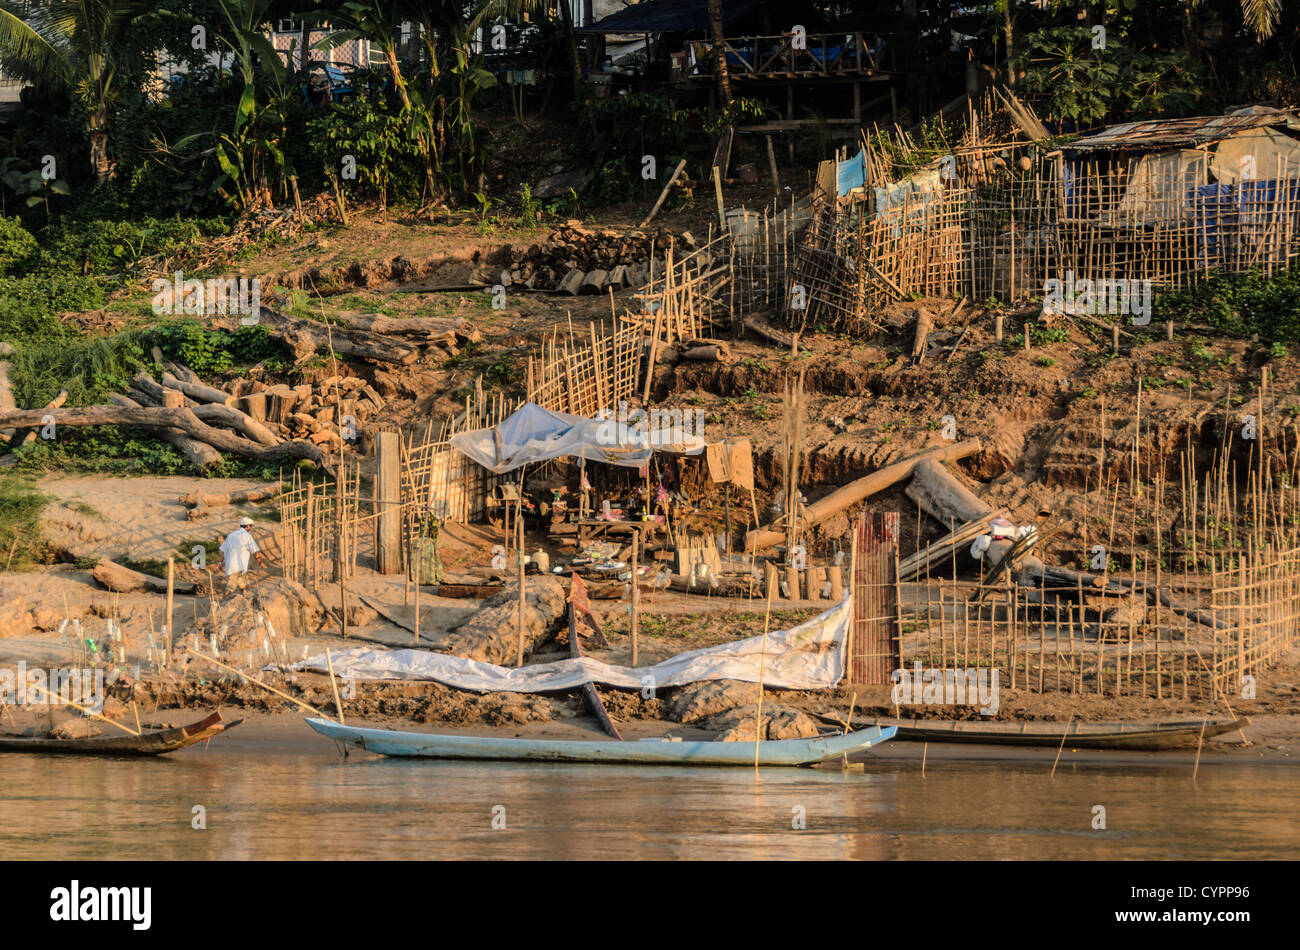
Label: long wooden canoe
xmin=818 ymin=714 xmax=1247 ymax=751
xmin=306 ymin=717 xmax=895 ymax=766
xmin=0 ymin=711 xmax=241 ymax=756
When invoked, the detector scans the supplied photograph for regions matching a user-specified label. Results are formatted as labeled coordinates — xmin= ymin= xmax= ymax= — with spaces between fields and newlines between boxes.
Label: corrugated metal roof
xmin=578 ymin=0 xmax=758 ymax=34
xmin=1068 ymin=110 xmax=1299 ymax=151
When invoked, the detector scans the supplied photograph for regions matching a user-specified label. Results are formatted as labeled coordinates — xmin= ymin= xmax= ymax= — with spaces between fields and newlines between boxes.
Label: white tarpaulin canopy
xmin=449 ymin=402 xmax=705 ymax=475
xmin=294 ymin=595 xmax=850 ymax=692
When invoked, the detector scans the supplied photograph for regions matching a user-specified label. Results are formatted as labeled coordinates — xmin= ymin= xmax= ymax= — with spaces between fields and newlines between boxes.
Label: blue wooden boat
xmin=305 ymin=717 xmax=895 ymax=767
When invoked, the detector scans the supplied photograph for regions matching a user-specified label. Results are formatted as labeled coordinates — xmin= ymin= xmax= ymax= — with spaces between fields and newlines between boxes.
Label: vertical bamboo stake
xmin=165 ymin=557 xmax=175 ymax=668
xmin=326 ymin=647 xmax=345 ymax=725
xmin=630 ymin=529 xmax=640 ymax=666
xmin=516 ymin=482 xmax=526 ymax=667
xmin=754 ymin=581 xmax=774 ymax=775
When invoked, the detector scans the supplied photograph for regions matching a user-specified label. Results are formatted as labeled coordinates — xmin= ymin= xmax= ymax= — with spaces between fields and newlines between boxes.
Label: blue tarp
xmin=836 ymin=148 xmax=866 ymax=196
xmin=1193 ymin=179 xmax=1300 ymax=268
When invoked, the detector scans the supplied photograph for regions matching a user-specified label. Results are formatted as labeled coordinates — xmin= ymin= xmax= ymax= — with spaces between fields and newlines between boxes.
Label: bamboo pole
xmin=185 ymin=649 xmax=333 ymax=720
xmin=23 ymin=682 xmax=140 ymax=737
xmin=754 ymin=581 xmax=774 ymax=775
xmin=326 ymin=647 xmax=346 ymax=725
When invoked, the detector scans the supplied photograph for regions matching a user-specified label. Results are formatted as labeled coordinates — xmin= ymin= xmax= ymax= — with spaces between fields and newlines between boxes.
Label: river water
xmin=2 ymin=742 xmax=1296 ymax=859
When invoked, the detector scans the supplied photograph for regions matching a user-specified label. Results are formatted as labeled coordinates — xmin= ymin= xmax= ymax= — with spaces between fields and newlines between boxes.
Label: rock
xmin=437 ymin=575 xmax=566 ymax=665
xmin=177 ymin=577 xmax=325 ymax=661
xmin=607 ymin=265 xmax=629 ymax=288
xmin=533 ymin=170 xmax=591 ymax=200
xmin=557 ymin=268 xmax=585 ymax=295
xmin=579 ymin=269 xmax=608 ymax=294
xmin=669 ymin=679 xmax=761 ymax=722
xmin=707 ymin=703 xmax=822 ymax=741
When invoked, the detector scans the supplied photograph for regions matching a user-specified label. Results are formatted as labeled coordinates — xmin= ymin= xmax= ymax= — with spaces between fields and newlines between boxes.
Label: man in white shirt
xmin=219 ymin=517 xmax=266 ymax=593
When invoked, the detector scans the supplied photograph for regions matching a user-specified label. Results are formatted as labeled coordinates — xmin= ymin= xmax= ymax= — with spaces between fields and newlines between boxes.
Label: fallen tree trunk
xmin=160 ymin=370 xmax=234 ymax=406
xmin=132 ymin=371 xmax=197 ymax=407
xmin=207 ymin=309 xmax=419 ymax=365
xmin=92 ymin=558 xmax=197 ymax=594
xmin=333 ymin=312 xmax=471 ymax=340
xmin=905 ymin=458 xmax=992 ymax=526
xmin=745 ymin=438 xmax=983 ymax=552
xmin=106 ymin=392 xmax=221 ymax=466
xmin=0 ymin=406 xmax=333 ymax=473
xmin=742 ymin=314 xmax=799 ymax=353
xmin=181 ymin=483 xmax=283 ymax=519
xmin=190 ymin=404 xmax=281 ymax=446
xmin=1 ymin=389 xmax=67 ymax=461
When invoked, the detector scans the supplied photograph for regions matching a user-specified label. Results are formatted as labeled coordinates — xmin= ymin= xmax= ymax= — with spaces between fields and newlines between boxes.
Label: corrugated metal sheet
xmin=1068 ymin=110 xmax=1299 ymax=151
xmin=578 ymin=0 xmax=758 ymax=34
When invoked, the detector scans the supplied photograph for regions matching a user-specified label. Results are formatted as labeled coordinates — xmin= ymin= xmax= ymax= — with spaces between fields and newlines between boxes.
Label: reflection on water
xmin=2 ymin=750 xmax=1296 ymax=860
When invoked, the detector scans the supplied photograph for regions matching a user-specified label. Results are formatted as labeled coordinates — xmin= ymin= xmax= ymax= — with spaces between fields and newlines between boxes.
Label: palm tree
xmin=1241 ymin=0 xmax=1283 ymax=39
xmin=707 ymin=0 xmax=731 ymax=106
xmin=0 ymin=0 xmax=143 ymax=183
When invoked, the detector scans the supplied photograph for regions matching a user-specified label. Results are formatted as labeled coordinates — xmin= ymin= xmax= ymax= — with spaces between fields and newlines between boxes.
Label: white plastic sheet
xmin=295 ymin=595 xmax=850 ymax=692
xmin=450 ymin=402 xmax=705 ymax=475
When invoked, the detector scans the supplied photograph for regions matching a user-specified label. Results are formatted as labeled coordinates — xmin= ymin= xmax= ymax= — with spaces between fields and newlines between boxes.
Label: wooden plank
xmin=569 ymin=574 xmax=622 ymax=740
xmin=375 ymin=431 xmax=401 ymax=574
xmin=850 ymin=512 xmax=900 ymax=684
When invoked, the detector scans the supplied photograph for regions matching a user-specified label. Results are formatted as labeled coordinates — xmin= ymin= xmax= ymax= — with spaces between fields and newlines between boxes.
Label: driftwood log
xmin=905 ymin=458 xmax=991 ymax=526
xmin=107 ymin=392 xmax=222 ymax=467
xmin=0 ymin=406 xmax=333 ymax=473
xmin=181 ymin=483 xmax=283 ymax=520
xmin=206 ymin=309 xmax=418 ymax=365
xmin=190 ymin=404 xmax=281 ymax=446
xmin=160 ymin=370 xmax=234 ymax=406
xmin=0 ymin=389 xmax=68 ymax=464
xmin=742 ymin=314 xmax=799 ymax=354
xmin=745 ymin=438 xmax=983 ymax=552
xmin=92 ymin=558 xmax=197 ymax=594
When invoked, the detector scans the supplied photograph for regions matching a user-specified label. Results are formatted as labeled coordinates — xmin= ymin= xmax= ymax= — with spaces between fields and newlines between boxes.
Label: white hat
xmin=239 ymin=517 xmax=254 ymax=527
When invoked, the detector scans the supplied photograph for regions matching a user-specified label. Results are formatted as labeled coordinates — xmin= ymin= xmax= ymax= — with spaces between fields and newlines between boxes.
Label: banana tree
xmin=177 ymin=0 xmax=297 ymax=210
xmin=0 ymin=0 xmax=143 ymax=183
xmin=314 ymin=0 xmax=441 ymax=202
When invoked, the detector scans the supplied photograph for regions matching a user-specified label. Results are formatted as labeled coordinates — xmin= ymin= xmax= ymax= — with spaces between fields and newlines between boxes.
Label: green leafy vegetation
xmin=1156 ymin=267 xmax=1300 ymax=343
xmin=0 ymin=476 xmax=47 ymax=570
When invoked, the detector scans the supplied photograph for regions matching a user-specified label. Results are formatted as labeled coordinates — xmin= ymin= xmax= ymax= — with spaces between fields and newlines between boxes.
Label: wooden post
xmin=630 ymin=530 xmax=640 ymax=666
xmin=639 ymin=158 xmax=688 ymax=228
xmin=806 ymin=565 xmax=825 ymax=602
xmin=516 ymin=491 xmax=526 ymax=667
xmin=165 ymin=557 xmax=175 ymax=667
xmin=784 ymin=564 xmax=800 ymax=602
xmin=375 ymin=431 xmax=400 ymax=574
xmin=712 ymin=164 xmax=726 ymax=231
xmin=766 ymin=135 xmax=781 ymax=197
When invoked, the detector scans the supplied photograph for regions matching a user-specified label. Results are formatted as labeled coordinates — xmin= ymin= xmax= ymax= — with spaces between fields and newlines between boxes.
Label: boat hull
xmin=0 ymin=711 xmax=240 ymax=756
xmin=305 ymin=718 xmax=895 ymax=766
xmin=824 ymin=715 xmax=1246 ymax=751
